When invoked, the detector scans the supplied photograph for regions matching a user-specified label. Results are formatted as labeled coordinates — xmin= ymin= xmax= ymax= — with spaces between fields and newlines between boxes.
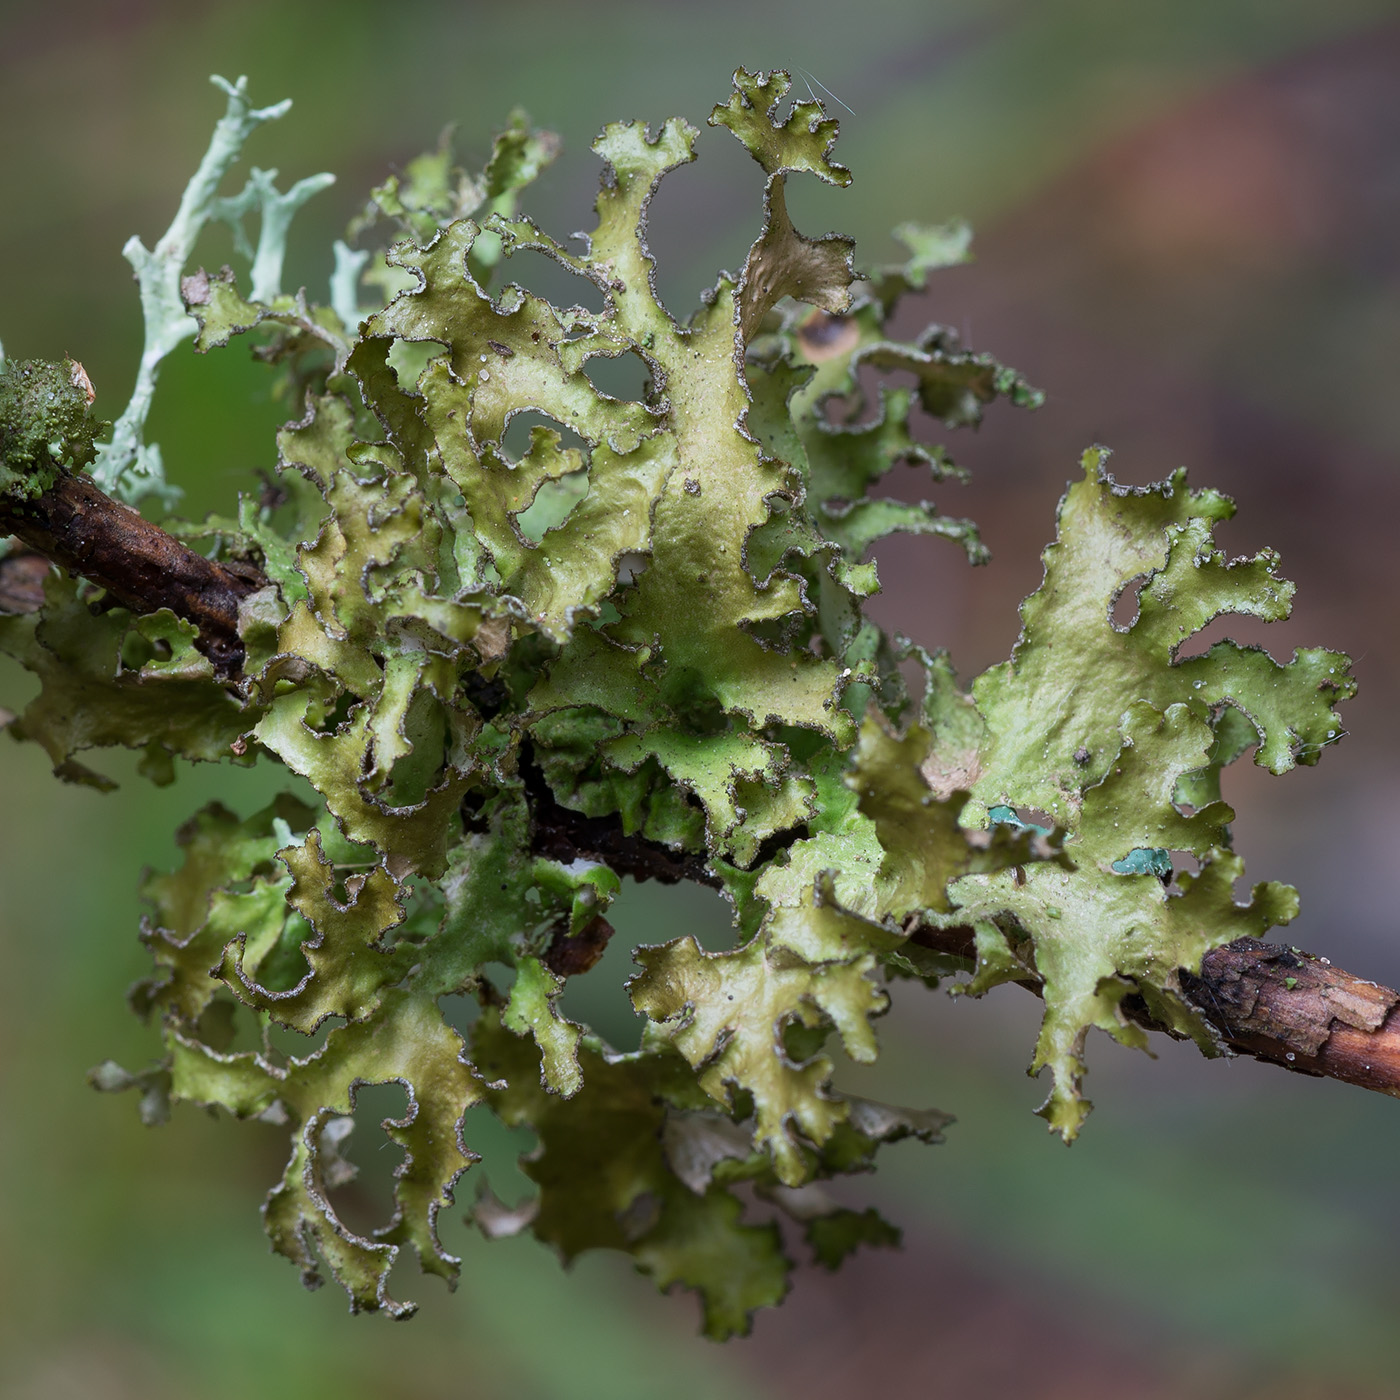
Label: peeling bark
xmin=1186 ymin=938 xmax=1400 ymax=1096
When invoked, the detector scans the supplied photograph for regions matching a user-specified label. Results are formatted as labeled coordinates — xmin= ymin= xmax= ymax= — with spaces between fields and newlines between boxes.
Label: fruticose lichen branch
xmin=91 ymin=75 xmax=333 ymax=507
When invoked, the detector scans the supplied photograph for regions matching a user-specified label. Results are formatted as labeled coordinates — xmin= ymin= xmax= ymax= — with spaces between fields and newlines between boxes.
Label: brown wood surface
xmin=0 ymin=470 xmax=262 ymax=675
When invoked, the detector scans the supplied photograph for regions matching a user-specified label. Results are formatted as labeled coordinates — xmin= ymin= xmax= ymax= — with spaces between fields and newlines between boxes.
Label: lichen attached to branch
xmin=0 ymin=70 xmax=1360 ymax=1338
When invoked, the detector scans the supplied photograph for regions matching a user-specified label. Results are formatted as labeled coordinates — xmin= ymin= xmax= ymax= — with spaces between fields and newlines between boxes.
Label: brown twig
xmin=525 ymin=780 xmax=1400 ymax=1101
xmin=908 ymin=920 xmax=1400 ymax=1099
xmin=0 ymin=469 xmax=264 ymax=676
xmin=521 ymin=744 xmax=718 ymax=890
xmin=1184 ymin=938 xmax=1400 ymax=1096
xmin=7 ymin=464 xmax=1400 ymax=1105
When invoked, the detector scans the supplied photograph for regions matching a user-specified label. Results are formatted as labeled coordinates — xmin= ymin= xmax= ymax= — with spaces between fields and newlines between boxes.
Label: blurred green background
xmin=4 ymin=1 xmax=1400 ymax=1395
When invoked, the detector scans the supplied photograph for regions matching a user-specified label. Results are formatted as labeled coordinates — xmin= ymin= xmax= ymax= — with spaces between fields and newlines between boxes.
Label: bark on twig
xmin=541 ymin=914 xmax=618 ymax=978
xmin=7 ymin=463 xmax=1400 ymax=1107
xmin=525 ymin=787 xmax=1400 ymax=1103
xmin=524 ymin=757 xmax=716 ymax=891
xmin=908 ymin=919 xmax=1400 ymax=1099
xmin=1184 ymin=938 xmax=1400 ymax=1097
xmin=522 ymin=750 xmax=715 ymax=977
xmin=0 ymin=469 xmax=264 ymax=675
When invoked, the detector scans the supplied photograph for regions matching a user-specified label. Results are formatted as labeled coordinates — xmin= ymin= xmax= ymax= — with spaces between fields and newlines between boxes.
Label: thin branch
xmin=0 ymin=469 xmax=264 ymax=676
xmin=528 ymin=797 xmax=1400 ymax=1103
xmin=7 ymin=463 xmax=1400 ymax=1106
xmin=1184 ymin=938 xmax=1400 ymax=1096
xmin=523 ymin=755 xmax=716 ymax=890
xmin=908 ymin=920 xmax=1400 ymax=1100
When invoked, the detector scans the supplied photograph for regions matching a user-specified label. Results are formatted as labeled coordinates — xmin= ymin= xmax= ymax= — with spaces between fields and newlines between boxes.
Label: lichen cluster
xmin=0 ymin=71 xmax=1352 ymax=1336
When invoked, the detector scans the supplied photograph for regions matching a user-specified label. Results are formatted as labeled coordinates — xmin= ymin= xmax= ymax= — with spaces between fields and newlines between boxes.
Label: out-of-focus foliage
xmin=0 ymin=67 xmax=1352 ymax=1338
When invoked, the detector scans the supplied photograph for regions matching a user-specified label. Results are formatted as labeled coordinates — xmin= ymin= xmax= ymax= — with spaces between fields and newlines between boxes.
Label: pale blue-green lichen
xmin=91 ymin=75 xmax=335 ymax=507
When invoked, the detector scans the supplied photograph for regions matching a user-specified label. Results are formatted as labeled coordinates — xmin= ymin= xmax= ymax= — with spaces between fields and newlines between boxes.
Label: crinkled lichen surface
xmin=0 ymin=71 xmax=1353 ymax=1336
